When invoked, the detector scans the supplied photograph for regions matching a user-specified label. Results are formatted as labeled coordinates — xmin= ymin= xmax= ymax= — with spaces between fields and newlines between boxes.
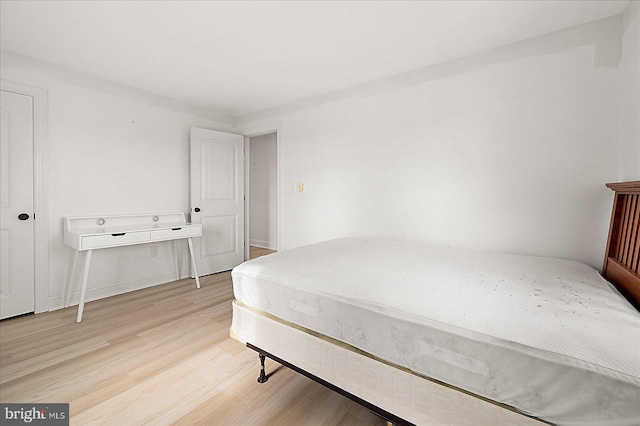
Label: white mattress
xmin=232 ymin=237 xmax=640 ymax=426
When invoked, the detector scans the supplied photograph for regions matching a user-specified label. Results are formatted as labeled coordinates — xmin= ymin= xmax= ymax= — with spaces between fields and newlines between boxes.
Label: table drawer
xmin=150 ymin=225 xmax=201 ymax=241
xmin=81 ymin=231 xmax=151 ymax=249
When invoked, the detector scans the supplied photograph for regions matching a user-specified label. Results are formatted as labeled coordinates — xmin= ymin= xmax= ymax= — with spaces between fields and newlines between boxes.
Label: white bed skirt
xmin=230 ymin=301 xmax=544 ymax=426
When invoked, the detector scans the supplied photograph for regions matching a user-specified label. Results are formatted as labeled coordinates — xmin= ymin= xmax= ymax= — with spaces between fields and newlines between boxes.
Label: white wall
xmin=619 ymin=1 xmax=640 ymax=181
xmin=1 ymin=52 xmax=233 ymax=310
xmin=249 ymin=132 xmax=277 ymax=249
xmin=239 ymin=16 xmax=628 ymax=269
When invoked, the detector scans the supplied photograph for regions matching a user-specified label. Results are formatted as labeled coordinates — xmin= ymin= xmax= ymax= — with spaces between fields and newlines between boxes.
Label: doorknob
xmin=18 ymin=213 xmax=30 ymax=221
xmin=194 ymin=207 xmax=201 ymax=212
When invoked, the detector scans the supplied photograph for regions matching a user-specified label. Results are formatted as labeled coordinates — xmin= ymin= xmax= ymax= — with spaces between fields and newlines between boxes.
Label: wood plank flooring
xmin=0 ymin=248 xmax=386 ymax=425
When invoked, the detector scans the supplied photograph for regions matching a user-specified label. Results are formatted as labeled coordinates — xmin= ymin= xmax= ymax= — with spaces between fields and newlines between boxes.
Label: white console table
xmin=63 ymin=213 xmax=202 ymax=322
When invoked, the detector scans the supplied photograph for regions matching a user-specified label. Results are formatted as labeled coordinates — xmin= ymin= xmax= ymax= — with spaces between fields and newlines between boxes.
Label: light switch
xmin=297 ymin=182 xmax=304 ymax=192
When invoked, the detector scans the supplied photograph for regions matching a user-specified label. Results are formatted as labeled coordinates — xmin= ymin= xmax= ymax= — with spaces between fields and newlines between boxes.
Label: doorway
xmin=190 ymin=127 xmax=245 ymax=276
xmin=1 ymin=89 xmax=34 ymax=319
xmin=0 ymin=80 xmax=48 ymax=319
xmin=247 ymin=131 xmax=277 ymax=255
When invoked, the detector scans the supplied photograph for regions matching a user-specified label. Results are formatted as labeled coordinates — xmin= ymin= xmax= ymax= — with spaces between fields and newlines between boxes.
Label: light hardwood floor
xmin=0 ymin=248 xmax=386 ymax=425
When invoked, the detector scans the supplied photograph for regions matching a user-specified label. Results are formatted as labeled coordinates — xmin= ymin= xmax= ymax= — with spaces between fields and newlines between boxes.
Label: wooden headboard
xmin=602 ymin=181 xmax=640 ymax=310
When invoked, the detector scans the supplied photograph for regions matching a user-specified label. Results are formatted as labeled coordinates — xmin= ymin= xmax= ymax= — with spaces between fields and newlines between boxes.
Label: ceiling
xmin=0 ymin=0 xmax=630 ymax=118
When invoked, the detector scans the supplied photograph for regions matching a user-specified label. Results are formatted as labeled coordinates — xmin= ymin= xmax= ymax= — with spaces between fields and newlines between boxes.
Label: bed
xmin=230 ymin=181 xmax=640 ymax=426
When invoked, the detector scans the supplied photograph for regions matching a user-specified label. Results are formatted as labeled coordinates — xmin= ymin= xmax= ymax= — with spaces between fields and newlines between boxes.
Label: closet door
xmin=190 ymin=127 xmax=245 ymax=276
xmin=0 ymin=90 xmax=35 ymax=319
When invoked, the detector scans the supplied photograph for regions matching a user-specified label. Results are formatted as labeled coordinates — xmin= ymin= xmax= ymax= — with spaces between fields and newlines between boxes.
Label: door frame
xmin=238 ymin=122 xmax=281 ymax=259
xmin=1 ymin=80 xmax=49 ymax=314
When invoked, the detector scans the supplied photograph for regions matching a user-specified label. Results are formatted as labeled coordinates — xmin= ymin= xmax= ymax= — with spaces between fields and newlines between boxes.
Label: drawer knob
xmin=18 ymin=213 xmax=30 ymax=221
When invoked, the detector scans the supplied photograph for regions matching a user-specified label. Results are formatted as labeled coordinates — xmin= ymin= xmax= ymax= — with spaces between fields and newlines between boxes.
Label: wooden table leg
xmin=76 ymin=249 xmax=93 ymax=323
xmin=187 ymin=237 xmax=201 ymax=289
xmin=65 ymin=250 xmax=80 ymax=308
xmin=173 ymin=240 xmax=180 ymax=281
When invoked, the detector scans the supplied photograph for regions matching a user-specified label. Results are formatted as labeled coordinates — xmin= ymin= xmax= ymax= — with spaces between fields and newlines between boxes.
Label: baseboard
xmin=48 ymin=267 xmax=193 ymax=311
xmin=249 ymin=239 xmax=276 ymax=250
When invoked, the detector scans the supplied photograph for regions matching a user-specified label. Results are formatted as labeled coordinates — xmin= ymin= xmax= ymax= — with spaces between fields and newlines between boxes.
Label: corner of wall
xmin=619 ymin=0 xmax=640 ymax=181
xmin=622 ymin=0 xmax=639 ymax=31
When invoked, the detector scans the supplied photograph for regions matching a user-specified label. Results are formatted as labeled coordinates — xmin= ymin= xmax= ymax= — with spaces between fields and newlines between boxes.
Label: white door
xmin=0 ymin=90 xmax=35 ymax=319
xmin=190 ymin=128 xmax=245 ymax=275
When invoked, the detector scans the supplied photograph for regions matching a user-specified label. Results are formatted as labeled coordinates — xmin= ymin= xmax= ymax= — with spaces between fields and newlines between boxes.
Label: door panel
xmin=190 ymin=128 xmax=245 ymax=276
xmin=0 ymin=90 xmax=35 ymax=319
xmin=201 ymin=215 xmax=237 ymax=255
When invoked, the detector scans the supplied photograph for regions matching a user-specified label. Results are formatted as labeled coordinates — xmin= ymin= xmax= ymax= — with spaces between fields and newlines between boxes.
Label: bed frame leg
xmin=257 ymin=353 xmax=269 ymax=383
